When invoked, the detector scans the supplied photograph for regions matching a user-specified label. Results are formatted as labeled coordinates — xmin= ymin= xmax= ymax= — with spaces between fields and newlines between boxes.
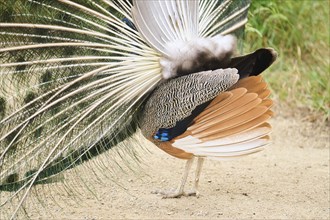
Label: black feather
xmin=228 ymin=48 xmax=278 ymax=78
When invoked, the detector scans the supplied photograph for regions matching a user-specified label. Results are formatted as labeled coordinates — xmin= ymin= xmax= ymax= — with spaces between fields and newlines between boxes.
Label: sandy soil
xmin=4 ymin=108 xmax=330 ymax=219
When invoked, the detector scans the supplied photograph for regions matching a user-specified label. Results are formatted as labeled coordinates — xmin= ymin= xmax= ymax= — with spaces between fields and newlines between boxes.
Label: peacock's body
xmin=0 ymin=0 xmax=276 ymax=218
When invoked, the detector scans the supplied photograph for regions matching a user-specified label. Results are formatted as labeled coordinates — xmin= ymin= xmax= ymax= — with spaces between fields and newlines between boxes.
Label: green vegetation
xmin=245 ymin=0 xmax=330 ymax=120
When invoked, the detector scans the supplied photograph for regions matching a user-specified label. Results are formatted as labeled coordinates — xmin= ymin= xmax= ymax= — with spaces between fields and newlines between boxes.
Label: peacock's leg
xmin=152 ymin=158 xmax=194 ymax=198
xmin=185 ymin=157 xmax=205 ymax=197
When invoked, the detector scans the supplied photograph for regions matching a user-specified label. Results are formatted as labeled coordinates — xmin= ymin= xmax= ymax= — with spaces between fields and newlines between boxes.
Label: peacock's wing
xmin=170 ymin=76 xmax=273 ymax=160
xmin=140 ymin=73 xmax=273 ymax=160
xmin=0 ymin=0 xmax=252 ymax=218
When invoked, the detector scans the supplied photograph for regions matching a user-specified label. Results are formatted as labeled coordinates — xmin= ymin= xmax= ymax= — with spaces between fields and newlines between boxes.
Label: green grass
xmin=245 ymin=0 xmax=330 ymax=120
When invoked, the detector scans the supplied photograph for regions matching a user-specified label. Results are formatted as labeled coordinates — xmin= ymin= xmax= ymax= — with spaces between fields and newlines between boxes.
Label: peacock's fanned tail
xmin=0 ymin=0 xmax=251 ymax=218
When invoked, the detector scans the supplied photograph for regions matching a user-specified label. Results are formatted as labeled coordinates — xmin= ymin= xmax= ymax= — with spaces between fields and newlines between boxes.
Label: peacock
xmin=0 ymin=0 xmax=277 ymax=218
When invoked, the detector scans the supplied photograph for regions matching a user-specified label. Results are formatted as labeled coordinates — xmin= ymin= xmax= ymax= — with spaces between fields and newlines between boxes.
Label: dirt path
xmin=16 ymin=112 xmax=330 ymax=219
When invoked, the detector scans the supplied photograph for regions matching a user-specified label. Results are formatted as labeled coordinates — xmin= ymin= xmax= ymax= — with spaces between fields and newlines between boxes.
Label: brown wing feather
xmin=175 ymin=76 xmax=273 ymax=142
xmin=199 ymin=116 xmax=271 ymax=142
xmin=194 ymin=88 xmax=247 ymax=122
xmin=248 ymin=82 xmax=267 ymax=94
xmin=259 ymin=89 xmax=271 ymax=99
xmin=192 ymin=106 xmax=269 ymax=137
xmin=190 ymin=94 xmax=262 ymax=131
xmin=231 ymin=75 xmax=262 ymax=89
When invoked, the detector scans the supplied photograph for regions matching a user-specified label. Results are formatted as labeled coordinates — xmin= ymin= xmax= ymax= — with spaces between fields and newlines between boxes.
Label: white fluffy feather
xmin=160 ymin=34 xmax=237 ymax=79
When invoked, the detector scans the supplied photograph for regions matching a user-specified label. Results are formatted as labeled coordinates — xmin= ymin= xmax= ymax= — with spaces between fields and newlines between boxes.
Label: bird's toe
xmin=151 ymin=189 xmax=184 ymax=198
xmin=183 ymin=190 xmax=200 ymax=198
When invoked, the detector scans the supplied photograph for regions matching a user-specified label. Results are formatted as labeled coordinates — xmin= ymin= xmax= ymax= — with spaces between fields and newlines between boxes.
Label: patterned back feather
xmin=0 ymin=0 xmax=252 ymax=218
xmin=140 ymin=68 xmax=239 ymax=137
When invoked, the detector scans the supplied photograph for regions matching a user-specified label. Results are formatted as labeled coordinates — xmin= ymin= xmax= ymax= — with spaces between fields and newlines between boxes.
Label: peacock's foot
xmin=151 ymin=189 xmax=199 ymax=198
xmin=151 ymin=189 xmax=180 ymax=198
xmin=184 ymin=190 xmax=200 ymax=198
